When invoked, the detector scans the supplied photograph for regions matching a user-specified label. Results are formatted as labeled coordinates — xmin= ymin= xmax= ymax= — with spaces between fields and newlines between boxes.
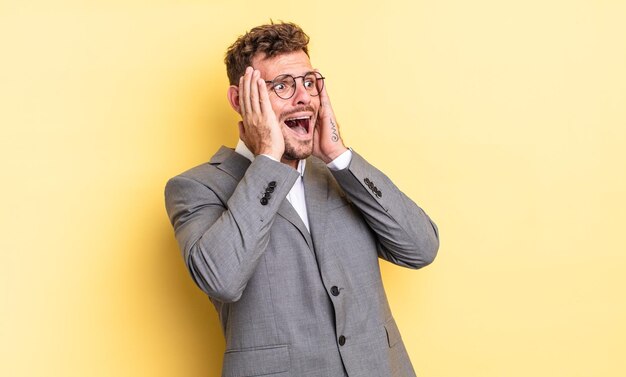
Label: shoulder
xmin=167 ymin=146 xmax=249 ymax=187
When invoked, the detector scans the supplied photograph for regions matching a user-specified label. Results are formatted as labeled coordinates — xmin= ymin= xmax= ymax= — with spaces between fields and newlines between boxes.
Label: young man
xmin=165 ymin=22 xmax=439 ymax=377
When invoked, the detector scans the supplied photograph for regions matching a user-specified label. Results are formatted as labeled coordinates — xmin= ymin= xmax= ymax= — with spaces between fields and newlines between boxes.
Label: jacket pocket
xmin=384 ymin=318 xmax=402 ymax=348
xmin=222 ymin=344 xmax=290 ymax=377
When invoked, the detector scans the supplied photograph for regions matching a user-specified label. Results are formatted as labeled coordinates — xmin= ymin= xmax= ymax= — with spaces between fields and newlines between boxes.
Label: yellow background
xmin=2 ymin=1 xmax=625 ymax=376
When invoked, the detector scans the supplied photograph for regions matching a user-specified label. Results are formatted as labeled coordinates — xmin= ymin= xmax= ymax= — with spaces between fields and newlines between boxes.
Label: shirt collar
xmin=235 ymin=139 xmax=306 ymax=177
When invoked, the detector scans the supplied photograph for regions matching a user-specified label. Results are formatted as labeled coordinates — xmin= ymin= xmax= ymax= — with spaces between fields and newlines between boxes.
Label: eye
xmin=273 ymin=82 xmax=286 ymax=92
xmin=303 ymin=78 xmax=315 ymax=88
xmin=272 ymin=76 xmax=294 ymax=93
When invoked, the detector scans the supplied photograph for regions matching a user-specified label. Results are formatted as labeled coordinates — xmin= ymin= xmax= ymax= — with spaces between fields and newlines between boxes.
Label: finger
xmin=250 ymin=70 xmax=261 ymax=115
xmin=241 ymin=66 xmax=253 ymax=115
xmin=258 ymin=77 xmax=273 ymax=116
xmin=238 ymin=76 xmax=245 ymax=115
xmin=314 ymin=69 xmax=329 ymax=108
xmin=318 ymin=79 xmax=332 ymax=110
xmin=239 ymin=72 xmax=248 ymax=116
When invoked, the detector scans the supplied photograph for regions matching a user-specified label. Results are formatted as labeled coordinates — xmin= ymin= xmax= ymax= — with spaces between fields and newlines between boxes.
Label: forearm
xmin=330 ymin=151 xmax=439 ymax=268
xmin=165 ymin=156 xmax=299 ymax=302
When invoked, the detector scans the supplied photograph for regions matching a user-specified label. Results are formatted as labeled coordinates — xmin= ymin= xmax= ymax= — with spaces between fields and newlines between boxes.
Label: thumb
xmin=237 ymin=121 xmax=245 ymax=137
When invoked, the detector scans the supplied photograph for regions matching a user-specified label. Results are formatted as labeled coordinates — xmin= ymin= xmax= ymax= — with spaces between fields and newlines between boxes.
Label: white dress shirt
xmin=235 ymin=139 xmax=352 ymax=232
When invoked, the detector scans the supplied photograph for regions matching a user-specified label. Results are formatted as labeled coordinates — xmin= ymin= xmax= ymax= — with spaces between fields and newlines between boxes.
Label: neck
xmin=281 ymin=156 xmax=299 ymax=169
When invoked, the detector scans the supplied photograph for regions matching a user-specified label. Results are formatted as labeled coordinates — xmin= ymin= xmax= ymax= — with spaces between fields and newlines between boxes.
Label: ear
xmin=227 ymin=85 xmax=241 ymax=115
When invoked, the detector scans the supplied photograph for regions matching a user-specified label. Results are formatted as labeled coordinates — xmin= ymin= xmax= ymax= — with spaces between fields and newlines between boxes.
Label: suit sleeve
xmin=164 ymin=156 xmax=299 ymax=302
xmin=330 ymin=151 xmax=439 ymax=269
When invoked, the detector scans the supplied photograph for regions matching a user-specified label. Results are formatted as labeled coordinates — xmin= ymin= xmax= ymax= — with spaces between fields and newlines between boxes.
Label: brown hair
xmin=224 ymin=21 xmax=310 ymax=85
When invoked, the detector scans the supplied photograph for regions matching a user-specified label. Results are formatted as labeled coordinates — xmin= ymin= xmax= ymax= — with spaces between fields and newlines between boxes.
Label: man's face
xmin=251 ymin=50 xmax=319 ymax=163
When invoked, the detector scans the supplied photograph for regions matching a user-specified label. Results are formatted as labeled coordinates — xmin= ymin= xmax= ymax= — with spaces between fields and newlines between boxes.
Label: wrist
xmin=258 ymin=148 xmax=283 ymax=161
xmin=255 ymin=138 xmax=283 ymax=160
xmin=321 ymin=145 xmax=348 ymax=164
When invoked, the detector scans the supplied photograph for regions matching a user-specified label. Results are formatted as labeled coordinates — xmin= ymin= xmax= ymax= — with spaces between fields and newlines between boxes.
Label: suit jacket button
xmin=338 ymin=335 xmax=346 ymax=346
xmin=330 ymin=286 xmax=340 ymax=296
xmin=268 ymin=181 xmax=277 ymax=188
xmin=260 ymin=197 xmax=268 ymax=205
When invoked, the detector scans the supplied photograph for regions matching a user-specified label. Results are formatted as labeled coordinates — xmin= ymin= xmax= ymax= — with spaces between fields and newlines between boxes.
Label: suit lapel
xmin=277 ymin=199 xmax=314 ymax=252
xmin=304 ymin=158 xmax=330 ymax=253
xmin=212 ymin=146 xmax=314 ymax=251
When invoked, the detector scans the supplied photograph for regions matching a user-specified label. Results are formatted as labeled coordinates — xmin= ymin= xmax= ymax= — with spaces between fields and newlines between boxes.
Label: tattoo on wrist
xmin=330 ymin=119 xmax=339 ymax=142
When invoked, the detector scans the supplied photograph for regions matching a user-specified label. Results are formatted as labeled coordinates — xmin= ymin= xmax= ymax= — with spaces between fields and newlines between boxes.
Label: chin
xmin=284 ymin=141 xmax=313 ymax=161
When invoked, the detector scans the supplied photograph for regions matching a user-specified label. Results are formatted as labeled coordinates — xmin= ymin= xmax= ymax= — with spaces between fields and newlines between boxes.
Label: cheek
xmin=311 ymin=96 xmax=321 ymax=110
xmin=266 ymin=96 xmax=284 ymax=120
xmin=312 ymin=98 xmax=321 ymax=119
xmin=272 ymin=103 xmax=286 ymax=122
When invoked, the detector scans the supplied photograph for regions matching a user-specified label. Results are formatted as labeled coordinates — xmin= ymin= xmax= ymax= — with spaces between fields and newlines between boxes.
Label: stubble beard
xmin=282 ymin=137 xmax=313 ymax=162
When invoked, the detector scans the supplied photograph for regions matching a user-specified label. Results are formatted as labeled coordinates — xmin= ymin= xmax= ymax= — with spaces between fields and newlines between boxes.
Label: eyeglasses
xmin=264 ymin=71 xmax=325 ymax=100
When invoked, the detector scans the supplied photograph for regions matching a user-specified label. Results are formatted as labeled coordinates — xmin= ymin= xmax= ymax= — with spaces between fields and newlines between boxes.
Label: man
xmin=165 ymin=22 xmax=439 ymax=377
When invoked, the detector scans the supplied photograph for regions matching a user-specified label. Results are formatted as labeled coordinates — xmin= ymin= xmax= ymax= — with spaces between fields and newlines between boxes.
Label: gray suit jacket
xmin=165 ymin=147 xmax=439 ymax=377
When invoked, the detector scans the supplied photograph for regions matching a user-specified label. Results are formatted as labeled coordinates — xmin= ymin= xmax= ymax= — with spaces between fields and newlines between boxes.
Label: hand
xmin=313 ymin=76 xmax=348 ymax=163
xmin=238 ymin=67 xmax=284 ymax=160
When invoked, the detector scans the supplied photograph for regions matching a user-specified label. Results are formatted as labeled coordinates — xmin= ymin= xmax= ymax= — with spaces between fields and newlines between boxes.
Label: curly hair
xmin=224 ymin=21 xmax=310 ymax=85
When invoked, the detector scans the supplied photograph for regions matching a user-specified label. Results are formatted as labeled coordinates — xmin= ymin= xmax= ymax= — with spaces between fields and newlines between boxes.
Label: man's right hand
xmin=238 ymin=66 xmax=284 ymax=161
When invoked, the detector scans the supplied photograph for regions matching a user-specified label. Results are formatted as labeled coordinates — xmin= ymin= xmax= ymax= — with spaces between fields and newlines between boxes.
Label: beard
xmin=282 ymin=137 xmax=313 ymax=162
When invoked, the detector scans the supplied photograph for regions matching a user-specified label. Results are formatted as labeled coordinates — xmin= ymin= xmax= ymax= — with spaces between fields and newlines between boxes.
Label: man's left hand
xmin=313 ymin=76 xmax=348 ymax=163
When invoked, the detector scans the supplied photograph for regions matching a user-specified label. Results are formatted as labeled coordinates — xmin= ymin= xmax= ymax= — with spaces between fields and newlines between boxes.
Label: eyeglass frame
xmin=263 ymin=71 xmax=326 ymax=100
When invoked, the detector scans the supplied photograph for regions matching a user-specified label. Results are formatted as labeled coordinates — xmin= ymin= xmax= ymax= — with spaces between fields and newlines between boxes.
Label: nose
xmin=291 ymin=77 xmax=312 ymax=105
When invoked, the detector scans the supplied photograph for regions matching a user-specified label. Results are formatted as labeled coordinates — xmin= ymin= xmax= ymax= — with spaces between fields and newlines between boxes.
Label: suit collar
xmin=234 ymin=139 xmax=306 ymax=177
xmin=209 ymin=146 xmax=250 ymax=182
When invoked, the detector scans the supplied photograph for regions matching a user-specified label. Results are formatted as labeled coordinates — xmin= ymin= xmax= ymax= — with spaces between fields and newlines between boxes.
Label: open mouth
xmin=284 ymin=116 xmax=311 ymax=135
